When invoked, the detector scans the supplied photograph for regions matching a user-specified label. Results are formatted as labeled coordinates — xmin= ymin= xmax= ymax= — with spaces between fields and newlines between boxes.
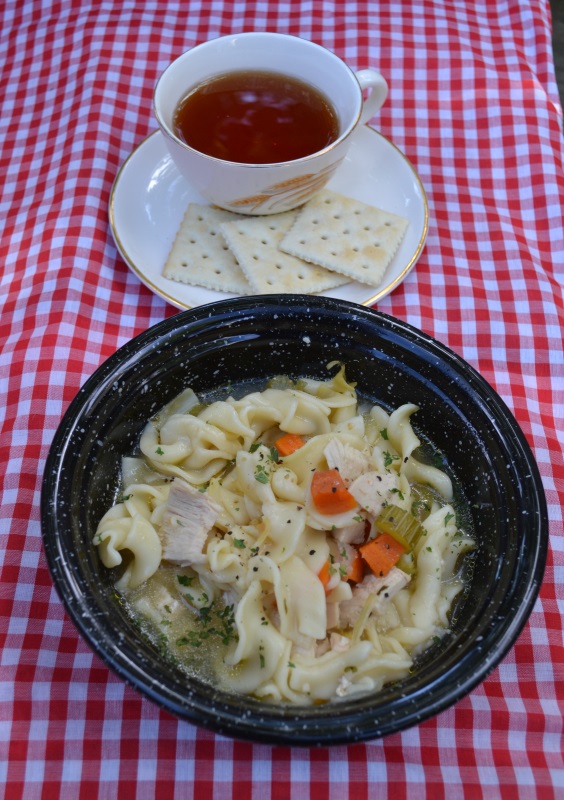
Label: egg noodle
xmin=94 ymin=366 xmax=474 ymax=704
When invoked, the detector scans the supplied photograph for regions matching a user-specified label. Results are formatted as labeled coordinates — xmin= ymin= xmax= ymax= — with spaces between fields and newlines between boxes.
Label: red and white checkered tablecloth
xmin=1 ymin=0 xmax=563 ymax=796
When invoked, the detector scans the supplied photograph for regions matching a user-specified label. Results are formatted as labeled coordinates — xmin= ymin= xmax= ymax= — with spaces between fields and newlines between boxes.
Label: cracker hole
xmin=181 ymin=261 xmax=187 ymax=267
xmin=275 ymin=264 xmax=283 ymax=270
xmin=321 ymin=235 xmax=328 ymax=240
xmin=253 ymin=255 xmax=259 ymax=260
xmin=210 ymin=231 xmax=217 ymax=236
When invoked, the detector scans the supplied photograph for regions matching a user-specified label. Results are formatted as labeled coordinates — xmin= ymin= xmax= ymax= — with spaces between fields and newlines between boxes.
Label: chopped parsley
xmin=176 ymin=602 xmax=237 ymax=648
xmin=412 ymin=499 xmax=431 ymax=515
xmin=254 ymin=463 xmax=270 ymax=483
xmin=383 ymin=451 xmax=400 ymax=468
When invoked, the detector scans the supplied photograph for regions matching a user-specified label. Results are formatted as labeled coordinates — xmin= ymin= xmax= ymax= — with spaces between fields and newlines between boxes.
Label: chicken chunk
xmin=339 ymin=568 xmax=410 ymax=628
xmin=332 ymin=518 xmax=366 ymax=545
xmin=324 ymin=438 xmax=372 ymax=484
xmin=330 ymin=633 xmax=351 ymax=653
xmin=348 ymin=470 xmax=398 ymax=516
xmin=159 ymin=478 xmax=221 ymax=565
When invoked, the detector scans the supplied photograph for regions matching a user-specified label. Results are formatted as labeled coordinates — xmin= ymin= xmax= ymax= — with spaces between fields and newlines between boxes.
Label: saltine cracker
xmin=280 ymin=190 xmax=408 ymax=287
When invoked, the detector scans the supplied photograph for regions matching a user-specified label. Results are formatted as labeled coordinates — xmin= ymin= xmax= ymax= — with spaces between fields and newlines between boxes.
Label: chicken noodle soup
xmin=94 ymin=367 xmax=475 ymax=703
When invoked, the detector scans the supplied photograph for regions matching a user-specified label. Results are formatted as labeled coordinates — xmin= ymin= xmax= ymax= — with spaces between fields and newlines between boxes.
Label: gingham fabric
xmin=1 ymin=0 xmax=563 ymax=797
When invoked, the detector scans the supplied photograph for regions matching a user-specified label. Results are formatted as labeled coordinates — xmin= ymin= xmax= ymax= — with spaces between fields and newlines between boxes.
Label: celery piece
xmin=374 ymin=504 xmax=425 ymax=549
xmin=397 ymin=551 xmax=416 ymax=575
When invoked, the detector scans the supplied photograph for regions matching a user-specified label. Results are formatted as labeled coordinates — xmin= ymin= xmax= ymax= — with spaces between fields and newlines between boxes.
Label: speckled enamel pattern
xmin=1 ymin=0 xmax=563 ymax=796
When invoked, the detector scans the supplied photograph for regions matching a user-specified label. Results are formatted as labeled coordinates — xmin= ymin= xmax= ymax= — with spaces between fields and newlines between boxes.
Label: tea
xmin=173 ymin=70 xmax=340 ymax=164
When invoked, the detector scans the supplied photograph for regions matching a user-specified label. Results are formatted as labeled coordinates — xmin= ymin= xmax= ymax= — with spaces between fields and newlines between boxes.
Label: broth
xmin=95 ymin=372 xmax=475 ymax=704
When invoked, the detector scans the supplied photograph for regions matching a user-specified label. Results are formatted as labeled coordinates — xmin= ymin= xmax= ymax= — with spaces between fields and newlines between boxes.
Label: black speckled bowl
xmin=41 ymin=296 xmax=547 ymax=745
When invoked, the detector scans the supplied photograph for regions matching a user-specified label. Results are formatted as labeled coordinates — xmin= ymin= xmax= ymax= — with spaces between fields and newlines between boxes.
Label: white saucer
xmin=109 ymin=128 xmax=428 ymax=309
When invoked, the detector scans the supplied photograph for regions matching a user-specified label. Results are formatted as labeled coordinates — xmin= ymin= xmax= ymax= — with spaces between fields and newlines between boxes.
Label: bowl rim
xmin=41 ymin=295 xmax=548 ymax=745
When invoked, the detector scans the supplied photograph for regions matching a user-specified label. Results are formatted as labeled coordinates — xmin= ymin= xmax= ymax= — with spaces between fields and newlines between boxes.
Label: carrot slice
xmin=360 ymin=533 xmax=406 ymax=578
xmin=317 ymin=560 xmax=334 ymax=594
xmin=346 ymin=548 xmax=364 ymax=583
xmin=275 ymin=432 xmax=305 ymax=456
xmin=310 ymin=469 xmax=357 ymax=514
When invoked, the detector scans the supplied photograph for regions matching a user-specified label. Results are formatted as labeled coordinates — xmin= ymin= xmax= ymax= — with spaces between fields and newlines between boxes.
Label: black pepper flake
xmin=331 ymin=487 xmax=337 ymax=493
xmin=253 ymin=566 xmax=258 ymax=572
xmin=309 ymin=549 xmax=316 ymax=555
xmin=376 ymin=475 xmax=382 ymax=482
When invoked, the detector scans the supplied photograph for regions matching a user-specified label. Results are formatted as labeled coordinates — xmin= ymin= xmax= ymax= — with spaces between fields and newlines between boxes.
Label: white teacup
xmin=154 ymin=32 xmax=388 ymax=215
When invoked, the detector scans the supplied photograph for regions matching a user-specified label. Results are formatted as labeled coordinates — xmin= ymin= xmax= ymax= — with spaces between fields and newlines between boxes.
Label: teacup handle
xmin=355 ymin=69 xmax=389 ymax=125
